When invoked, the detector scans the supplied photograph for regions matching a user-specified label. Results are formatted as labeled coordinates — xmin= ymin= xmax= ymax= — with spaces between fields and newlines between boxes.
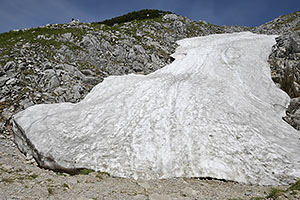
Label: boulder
xmin=162 ymin=14 xmax=180 ymax=21
xmin=4 ymin=61 xmax=15 ymax=71
xmin=48 ymin=76 xmax=60 ymax=88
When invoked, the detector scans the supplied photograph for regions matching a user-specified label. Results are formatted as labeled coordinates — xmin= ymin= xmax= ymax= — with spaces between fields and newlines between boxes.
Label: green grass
xmin=96 ymin=171 xmax=110 ymax=179
xmin=266 ymin=188 xmax=285 ymax=199
xmin=0 ymin=26 xmax=86 ymax=46
xmin=17 ymin=176 xmax=25 ymax=181
xmin=1 ymin=178 xmax=14 ymax=183
xmin=294 ymin=22 xmax=300 ymax=31
xmin=56 ymin=172 xmax=66 ymax=176
xmin=247 ymin=184 xmax=300 ymax=200
xmin=289 ymin=179 xmax=300 ymax=191
xmin=279 ymin=16 xmax=297 ymax=24
xmin=0 ymin=25 xmax=86 ymax=66
xmin=278 ymin=11 xmax=300 ymax=25
xmin=30 ymin=173 xmax=38 ymax=179
xmin=79 ymin=168 xmax=94 ymax=175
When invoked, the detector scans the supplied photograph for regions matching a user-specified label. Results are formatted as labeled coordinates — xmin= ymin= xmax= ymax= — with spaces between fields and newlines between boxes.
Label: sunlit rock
xmin=13 ymin=32 xmax=300 ymax=185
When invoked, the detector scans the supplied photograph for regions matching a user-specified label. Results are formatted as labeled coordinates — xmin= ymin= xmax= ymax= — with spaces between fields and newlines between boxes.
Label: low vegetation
xmin=78 ymin=168 xmax=94 ymax=175
xmin=95 ymin=9 xmax=172 ymax=26
xmin=47 ymin=187 xmax=54 ymax=195
xmin=96 ymin=171 xmax=110 ymax=180
xmin=254 ymin=180 xmax=300 ymax=200
xmin=266 ymin=188 xmax=285 ymax=199
xmin=0 ymin=25 xmax=86 ymax=66
xmin=1 ymin=177 xmax=14 ymax=183
xmin=288 ymin=179 xmax=300 ymax=191
xmin=228 ymin=180 xmax=300 ymax=200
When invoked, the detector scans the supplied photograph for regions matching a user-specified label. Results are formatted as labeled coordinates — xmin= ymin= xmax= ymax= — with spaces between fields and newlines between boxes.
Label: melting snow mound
xmin=13 ymin=32 xmax=300 ymax=185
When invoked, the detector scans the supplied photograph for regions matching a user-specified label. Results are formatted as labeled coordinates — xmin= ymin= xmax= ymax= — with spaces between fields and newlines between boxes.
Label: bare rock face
xmin=269 ymin=31 xmax=300 ymax=130
xmin=268 ymin=31 xmax=300 ymax=98
xmin=12 ymin=32 xmax=300 ymax=185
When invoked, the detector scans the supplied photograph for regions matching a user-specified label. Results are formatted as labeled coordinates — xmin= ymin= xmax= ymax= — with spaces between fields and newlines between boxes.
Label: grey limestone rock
xmin=4 ymin=61 xmax=15 ymax=71
xmin=43 ymin=69 xmax=56 ymax=80
xmin=5 ymin=78 xmax=17 ymax=86
xmin=0 ymin=76 xmax=10 ymax=87
xmin=0 ymin=66 xmax=4 ymax=76
xmin=133 ymin=45 xmax=146 ymax=54
xmin=49 ymin=76 xmax=60 ymax=88
xmin=162 ymin=14 xmax=180 ymax=21
xmin=83 ymin=76 xmax=102 ymax=85
xmin=284 ymin=97 xmax=300 ymax=130
xmin=61 ymin=32 xmax=73 ymax=42
xmin=268 ymin=31 xmax=300 ymax=130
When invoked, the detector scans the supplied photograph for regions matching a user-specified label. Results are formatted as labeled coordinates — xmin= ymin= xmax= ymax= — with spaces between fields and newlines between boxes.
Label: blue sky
xmin=1 ymin=0 xmax=299 ymax=33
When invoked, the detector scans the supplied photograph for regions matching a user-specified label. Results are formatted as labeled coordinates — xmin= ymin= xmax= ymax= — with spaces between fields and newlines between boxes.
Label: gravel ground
xmin=0 ymin=133 xmax=299 ymax=200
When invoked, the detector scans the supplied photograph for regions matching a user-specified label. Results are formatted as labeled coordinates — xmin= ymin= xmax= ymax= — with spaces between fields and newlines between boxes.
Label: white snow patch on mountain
xmin=13 ymin=32 xmax=300 ymax=185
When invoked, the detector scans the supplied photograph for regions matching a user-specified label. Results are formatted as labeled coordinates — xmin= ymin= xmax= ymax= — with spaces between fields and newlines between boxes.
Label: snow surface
xmin=13 ymin=32 xmax=300 ymax=185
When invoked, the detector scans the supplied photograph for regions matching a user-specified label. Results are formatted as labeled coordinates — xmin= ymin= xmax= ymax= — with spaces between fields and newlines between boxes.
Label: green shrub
xmin=95 ymin=9 xmax=172 ymax=26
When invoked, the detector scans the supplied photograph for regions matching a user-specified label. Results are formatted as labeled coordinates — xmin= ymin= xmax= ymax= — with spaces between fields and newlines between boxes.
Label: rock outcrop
xmin=268 ymin=31 xmax=300 ymax=130
xmin=13 ymin=32 xmax=300 ymax=185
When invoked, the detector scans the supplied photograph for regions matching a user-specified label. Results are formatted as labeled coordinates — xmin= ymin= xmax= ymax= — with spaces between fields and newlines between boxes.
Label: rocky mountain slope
xmin=1 ymin=9 xmax=300 ymax=199
xmin=257 ymin=12 xmax=300 ymax=131
xmin=0 ymin=10 xmax=254 ymax=135
xmin=0 ymin=10 xmax=299 ymax=137
xmin=256 ymin=11 xmax=300 ymax=34
xmin=13 ymin=32 xmax=300 ymax=185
